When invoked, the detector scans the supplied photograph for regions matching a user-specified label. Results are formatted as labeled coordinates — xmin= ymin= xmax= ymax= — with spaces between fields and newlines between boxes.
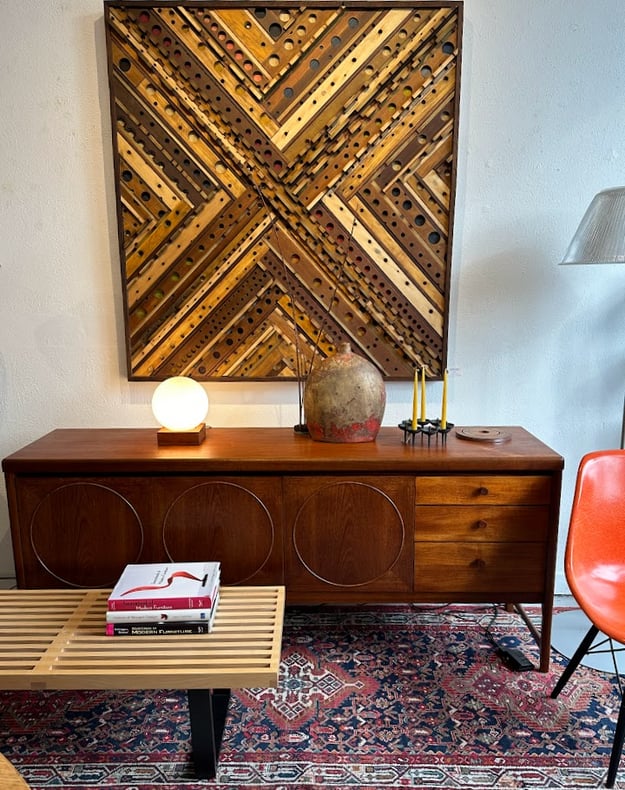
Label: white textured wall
xmin=2 ymin=0 xmax=625 ymax=592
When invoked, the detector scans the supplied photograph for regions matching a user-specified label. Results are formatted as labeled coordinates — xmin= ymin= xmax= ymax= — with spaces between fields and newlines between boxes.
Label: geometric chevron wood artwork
xmin=104 ymin=2 xmax=462 ymax=381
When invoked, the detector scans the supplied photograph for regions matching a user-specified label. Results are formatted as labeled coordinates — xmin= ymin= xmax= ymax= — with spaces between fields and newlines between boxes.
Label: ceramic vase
xmin=304 ymin=342 xmax=386 ymax=443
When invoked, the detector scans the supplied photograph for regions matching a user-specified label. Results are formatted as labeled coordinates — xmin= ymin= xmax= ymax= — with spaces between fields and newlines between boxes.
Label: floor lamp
xmin=551 ymin=186 xmax=625 ymax=671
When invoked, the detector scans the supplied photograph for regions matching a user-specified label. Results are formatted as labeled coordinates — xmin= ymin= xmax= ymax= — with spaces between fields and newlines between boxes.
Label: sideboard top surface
xmin=2 ymin=427 xmax=564 ymax=476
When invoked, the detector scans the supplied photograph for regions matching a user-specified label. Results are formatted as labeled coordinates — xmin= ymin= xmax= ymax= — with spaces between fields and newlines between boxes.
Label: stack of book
xmin=105 ymin=561 xmax=220 ymax=636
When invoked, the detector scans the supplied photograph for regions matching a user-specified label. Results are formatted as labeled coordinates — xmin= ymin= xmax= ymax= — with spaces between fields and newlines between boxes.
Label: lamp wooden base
xmin=157 ymin=423 xmax=207 ymax=446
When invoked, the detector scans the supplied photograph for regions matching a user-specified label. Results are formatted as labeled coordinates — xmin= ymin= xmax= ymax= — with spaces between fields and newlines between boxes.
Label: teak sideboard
xmin=2 ymin=426 xmax=563 ymax=670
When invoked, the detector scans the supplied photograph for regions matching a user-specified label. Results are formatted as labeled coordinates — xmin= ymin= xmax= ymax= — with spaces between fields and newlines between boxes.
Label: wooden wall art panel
xmin=104 ymin=1 xmax=462 ymax=381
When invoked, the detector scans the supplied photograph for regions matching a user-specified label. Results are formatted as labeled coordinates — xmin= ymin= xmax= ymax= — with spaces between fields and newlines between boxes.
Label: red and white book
xmin=107 ymin=561 xmax=220 ymax=611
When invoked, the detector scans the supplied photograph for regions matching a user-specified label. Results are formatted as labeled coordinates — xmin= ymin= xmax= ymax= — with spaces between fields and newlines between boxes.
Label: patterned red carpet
xmin=0 ymin=604 xmax=620 ymax=789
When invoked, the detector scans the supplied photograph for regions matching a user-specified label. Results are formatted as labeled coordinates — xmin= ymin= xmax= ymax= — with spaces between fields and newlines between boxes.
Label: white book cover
xmin=107 ymin=561 xmax=220 ymax=611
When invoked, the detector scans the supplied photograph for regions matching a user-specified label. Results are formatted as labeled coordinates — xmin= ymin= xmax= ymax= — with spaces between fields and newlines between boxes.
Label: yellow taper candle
xmin=441 ymin=369 xmax=448 ymax=430
xmin=420 ymin=367 xmax=426 ymax=421
xmin=411 ymin=369 xmax=418 ymax=429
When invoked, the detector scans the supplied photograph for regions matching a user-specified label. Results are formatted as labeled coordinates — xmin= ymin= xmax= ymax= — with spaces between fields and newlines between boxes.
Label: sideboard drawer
xmin=414 ymin=542 xmax=546 ymax=594
xmin=415 ymin=475 xmax=551 ymax=505
xmin=415 ymin=505 xmax=550 ymax=542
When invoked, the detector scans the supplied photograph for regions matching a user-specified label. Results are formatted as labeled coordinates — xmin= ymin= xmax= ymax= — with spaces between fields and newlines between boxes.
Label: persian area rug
xmin=0 ymin=604 xmax=621 ymax=789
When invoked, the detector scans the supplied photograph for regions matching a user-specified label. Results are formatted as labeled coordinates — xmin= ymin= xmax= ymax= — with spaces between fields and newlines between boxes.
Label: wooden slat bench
xmin=0 ymin=586 xmax=285 ymax=779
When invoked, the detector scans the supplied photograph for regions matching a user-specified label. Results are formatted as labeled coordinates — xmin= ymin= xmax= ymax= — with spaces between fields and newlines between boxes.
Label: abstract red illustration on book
xmin=121 ymin=570 xmax=207 ymax=597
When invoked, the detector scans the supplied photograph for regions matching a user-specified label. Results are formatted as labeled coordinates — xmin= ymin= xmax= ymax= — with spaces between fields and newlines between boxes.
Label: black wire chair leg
xmin=551 ymin=624 xmax=599 ymax=698
xmin=607 ymin=686 xmax=625 ymax=788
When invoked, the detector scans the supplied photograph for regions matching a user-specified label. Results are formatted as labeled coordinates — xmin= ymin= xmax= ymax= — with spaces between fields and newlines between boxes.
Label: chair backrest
xmin=565 ymin=450 xmax=625 ymax=637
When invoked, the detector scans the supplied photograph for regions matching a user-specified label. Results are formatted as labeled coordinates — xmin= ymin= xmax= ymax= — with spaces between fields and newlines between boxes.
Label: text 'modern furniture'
xmin=2 ymin=426 xmax=563 ymax=671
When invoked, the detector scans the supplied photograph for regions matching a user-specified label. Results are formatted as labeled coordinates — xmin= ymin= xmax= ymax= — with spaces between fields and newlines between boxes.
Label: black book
xmin=106 ymin=620 xmax=211 ymax=636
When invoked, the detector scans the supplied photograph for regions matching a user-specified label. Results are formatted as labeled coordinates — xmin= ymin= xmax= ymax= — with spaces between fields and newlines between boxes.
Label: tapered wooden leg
xmin=187 ymin=688 xmax=231 ymax=779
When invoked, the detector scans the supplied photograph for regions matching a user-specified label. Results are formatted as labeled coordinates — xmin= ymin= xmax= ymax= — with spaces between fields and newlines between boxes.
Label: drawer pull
xmin=477 ymin=486 xmax=489 ymax=496
xmin=473 ymin=519 xmax=488 ymax=530
xmin=470 ymin=558 xmax=486 ymax=569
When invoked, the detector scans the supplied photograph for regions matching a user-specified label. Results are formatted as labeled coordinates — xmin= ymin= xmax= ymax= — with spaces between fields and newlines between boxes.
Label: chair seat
xmin=572 ymin=570 xmax=625 ymax=644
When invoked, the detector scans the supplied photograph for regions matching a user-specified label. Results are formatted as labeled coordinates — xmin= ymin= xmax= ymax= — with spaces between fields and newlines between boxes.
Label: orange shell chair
xmin=551 ymin=450 xmax=625 ymax=788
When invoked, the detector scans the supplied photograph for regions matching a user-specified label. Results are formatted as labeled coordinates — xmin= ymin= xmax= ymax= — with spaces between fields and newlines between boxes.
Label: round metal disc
xmin=455 ymin=427 xmax=512 ymax=443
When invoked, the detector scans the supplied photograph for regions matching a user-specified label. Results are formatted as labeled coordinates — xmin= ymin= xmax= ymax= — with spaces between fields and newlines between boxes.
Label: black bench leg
xmin=187 ymin=688 xmax=231 ymax=779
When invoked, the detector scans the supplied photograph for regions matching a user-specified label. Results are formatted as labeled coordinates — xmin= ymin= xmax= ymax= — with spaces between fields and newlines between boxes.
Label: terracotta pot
xmin=304 ymin=342 xmax=386 ymax=443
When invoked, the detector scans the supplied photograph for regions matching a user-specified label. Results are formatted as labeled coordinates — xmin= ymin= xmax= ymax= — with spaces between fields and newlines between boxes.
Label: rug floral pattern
xmin=0 ymin=605 xmax=620 ymax=788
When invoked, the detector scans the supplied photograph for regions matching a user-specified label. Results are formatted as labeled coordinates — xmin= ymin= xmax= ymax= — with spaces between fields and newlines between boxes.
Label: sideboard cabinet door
xmin=161 ymin=477 xmax=283 ymax=585
xmin=283 ymin=476 xmax=414 ymax=597
xmin=11 ymin=477 xmax=146 ymax=588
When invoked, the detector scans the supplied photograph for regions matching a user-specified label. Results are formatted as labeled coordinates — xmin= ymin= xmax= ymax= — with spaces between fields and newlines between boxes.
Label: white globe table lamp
xmin=152 ymin=376 xmax=209 ymax=446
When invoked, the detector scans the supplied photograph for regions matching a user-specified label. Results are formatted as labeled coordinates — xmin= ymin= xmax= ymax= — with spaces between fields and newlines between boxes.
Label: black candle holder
xmin=398 ymin=419 xmax=454 ymax=446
